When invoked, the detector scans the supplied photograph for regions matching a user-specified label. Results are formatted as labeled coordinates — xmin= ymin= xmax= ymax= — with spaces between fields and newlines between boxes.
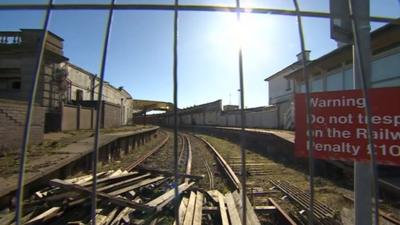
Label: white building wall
xmin=297 ymin=48 xmax=400 ymax=93
xmin=245 ymin=110 xmax=278 ymax=128
xmin=204 ymin=111 xmax=218 ymax=125
xmin=268 ymin=73 xmax=294 ymax=105
xmin=64 ymin=63 xmax=134 ymax=126
xmin=64 ymin=64 xmax=93 ymax=101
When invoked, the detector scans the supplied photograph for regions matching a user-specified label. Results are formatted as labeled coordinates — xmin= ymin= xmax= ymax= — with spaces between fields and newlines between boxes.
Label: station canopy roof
xmin=132 ymin=99 xmax=174 ymax=114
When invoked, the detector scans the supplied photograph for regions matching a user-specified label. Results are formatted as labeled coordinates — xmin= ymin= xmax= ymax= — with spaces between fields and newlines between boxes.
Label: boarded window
xmin=0 ymin=68 xmax=21 ymax=90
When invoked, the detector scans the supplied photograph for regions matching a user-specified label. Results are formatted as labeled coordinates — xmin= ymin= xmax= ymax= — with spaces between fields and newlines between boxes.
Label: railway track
xmin=139 ymin=131 xmax=400 ymax=225
xmin=197 ymin=134 xmax=400 ymax=225
xmin=138 ymin=131 xmax=296 ymax=224
xmin=124 ymin=131 xmax=170 ymax=171
xmin=197 ymin=135 xmax=342 ymax=225
xmin=6 ymin=129 xmax=399 ymax=225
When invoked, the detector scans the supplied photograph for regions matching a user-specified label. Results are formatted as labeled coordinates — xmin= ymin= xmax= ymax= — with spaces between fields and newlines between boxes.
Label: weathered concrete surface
xmin=0 ymin=126 xmax=158 ymax=205
xmin=214 ymin=126 xmax=295 ymax=143
xmin=156 ymin=100 xmax=279 ymax=129
xmin=183 ymin=125 xmax=298 ymax=166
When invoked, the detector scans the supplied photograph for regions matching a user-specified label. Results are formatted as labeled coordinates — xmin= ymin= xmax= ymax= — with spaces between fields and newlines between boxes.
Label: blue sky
xmin=0 ymin=0 xmax=399 ymax=108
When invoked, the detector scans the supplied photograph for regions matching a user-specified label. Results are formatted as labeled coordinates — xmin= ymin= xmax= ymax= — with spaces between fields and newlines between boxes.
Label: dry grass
xmin=99 ymin=130 xmax=168 ymax=172
xmin=0 ymin=125 xmax=153 ymax=178
xmin=200 ymin=134 xmax=352 ymax=213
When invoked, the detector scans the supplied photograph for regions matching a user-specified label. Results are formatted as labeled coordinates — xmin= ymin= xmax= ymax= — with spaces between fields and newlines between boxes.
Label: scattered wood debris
xmin=0 ymin=167 xmax=272 ymax=225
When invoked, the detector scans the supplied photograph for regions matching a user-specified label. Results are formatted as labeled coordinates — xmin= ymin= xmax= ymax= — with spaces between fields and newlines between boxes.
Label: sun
xmin=208 ymin=12 xmax=271 ymax=50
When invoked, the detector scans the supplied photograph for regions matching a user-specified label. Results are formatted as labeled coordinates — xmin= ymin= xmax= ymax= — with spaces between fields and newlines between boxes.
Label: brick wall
xmin=0 ymin=99 xmax=44 ymax=154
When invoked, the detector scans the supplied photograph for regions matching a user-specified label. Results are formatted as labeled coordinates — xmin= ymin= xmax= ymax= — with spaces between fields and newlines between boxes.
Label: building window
xmin=0 ymin=68 xmax=21 ymax=90
xmin=312 ymin=77 xmax=323 ymax=92
xmin=327 ymin=72 xmax=343 ymax=91
xmin=344 ymin=68 xmax=354 ymax=90
xmin=76 ymin=89 xmax=83 ymax=101
xmin=371 ymin=52 xmax=400 ymax=83
xmin=11 ymin=80 xmax=21 ymax=89
xmin=286 ymin=79 xmax=291 ymax=91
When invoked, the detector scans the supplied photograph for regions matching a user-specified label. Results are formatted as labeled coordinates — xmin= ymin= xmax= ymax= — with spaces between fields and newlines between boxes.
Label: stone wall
xmin=0 ymin=99 xmax=44 ymax=154
xmin=103 ymin=102 xmax=121 ymax=128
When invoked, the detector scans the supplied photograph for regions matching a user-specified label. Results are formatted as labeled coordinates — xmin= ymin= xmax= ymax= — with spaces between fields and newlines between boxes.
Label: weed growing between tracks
xmin=99 ymin=130 xmax=168 ymax=172
xmin=0 ymin=125 xmax=152 ymax=178
xmin=199 ymin=134 xmax=354 ymax=220
xmin=188 ymin=135 xmax=229 ymax=192
xmin=141 ymin=131 xmax=176 ymax=171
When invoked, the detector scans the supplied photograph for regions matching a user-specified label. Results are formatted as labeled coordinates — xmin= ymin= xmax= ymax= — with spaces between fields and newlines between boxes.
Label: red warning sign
xmin=295 ymin=87 xmax=400 ymax=166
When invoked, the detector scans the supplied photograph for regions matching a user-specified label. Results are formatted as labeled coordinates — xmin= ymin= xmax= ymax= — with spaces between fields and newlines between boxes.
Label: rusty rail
xmin=125 ymin=131 xmax=169 ymax=171
xmin=197 ymin=135 xmax=299 ymax=225
xmin=203 ymin=157 xmax=214 ymax=189
xmin=183 ymin=135 xmax=192 ymax=184
xmin=197 ymin=136 xmax=241 ymax=190
xmin=268 ymin=197 xmax=298 ymax=225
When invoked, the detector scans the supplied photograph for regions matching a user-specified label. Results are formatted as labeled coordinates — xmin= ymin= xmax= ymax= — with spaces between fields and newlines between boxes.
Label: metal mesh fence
xmin=0 ymin=1 xmax=397 ymax=225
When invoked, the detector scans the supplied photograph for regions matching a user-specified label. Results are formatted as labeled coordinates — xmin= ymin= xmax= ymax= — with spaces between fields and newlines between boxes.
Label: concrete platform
xmin=0 ymin=126 xmax=158 ymax=204
xmin=212 ymin=126 xmax=295 ymax=143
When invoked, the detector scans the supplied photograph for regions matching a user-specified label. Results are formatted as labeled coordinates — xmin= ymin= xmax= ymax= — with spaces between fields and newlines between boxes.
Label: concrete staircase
xmin=283 ymin=102 xmax=294 ymax=130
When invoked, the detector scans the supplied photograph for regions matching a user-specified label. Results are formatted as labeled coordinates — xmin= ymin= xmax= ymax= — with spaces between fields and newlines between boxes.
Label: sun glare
xmin=208 ymin=13 xmax=272 ymax=50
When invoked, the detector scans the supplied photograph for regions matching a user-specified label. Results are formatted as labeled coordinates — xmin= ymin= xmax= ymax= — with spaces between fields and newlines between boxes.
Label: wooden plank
xmin=108 ymin=176 xmax=165 ymax=196
xmin=65 ymin=172 xmax=104 ymax=184
xmin=110 ymin=207 xmax=135 ymax=225
xmin=232 ymin=191 xmax=261 ymax=225
xmin=109 ymin=169 xmax=123 ymax=178
xmin=81 ymin=171 xmax=139 ymax=186
xmin=183 ymin=192 xmax=197 ymax=225
xmin=97 ymin=173 xmax=151 ymax=192
xmin=0 ymin=212 xmax=16 ymax=225
xmin=102 ymin=207 xmax=119 ymax=225
xmin=243 ymin=193 xmax=261 ymax=225
xmin=9 ymin=211 xmax=35 ymax=225
xmin=89 ymin=207 xmax=120 ymax=225
xmin=76 ymin=172 xmax=107 ymax=185
xmin=193 ymin=191 xmax=203 ymax=225
xmin=25 ymin=207 xmax=61 ymax=225
xmin=206 ymin=190 xmax=219 ymax=203
xmin=49 ymin=179 xmax=155 ymax=212
xmin=173 ymin=197 xmax=189 ymax=225
xmin=184 ymin=136 xmax=192 ymax=183
xmin=225 ymin=192 xmax=242 ymax=225
xmin=202 ymin=205 xmax=276 ymax=213
xmin=218 ymin=192 xmax=230 ymax=225
xmin=67 ymin=221 xmax=84 ymax=225
xmin=147 ymin=182 xmax=195 ymax=211
xmin=91 ymin=209 xmax=108 ymax=225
